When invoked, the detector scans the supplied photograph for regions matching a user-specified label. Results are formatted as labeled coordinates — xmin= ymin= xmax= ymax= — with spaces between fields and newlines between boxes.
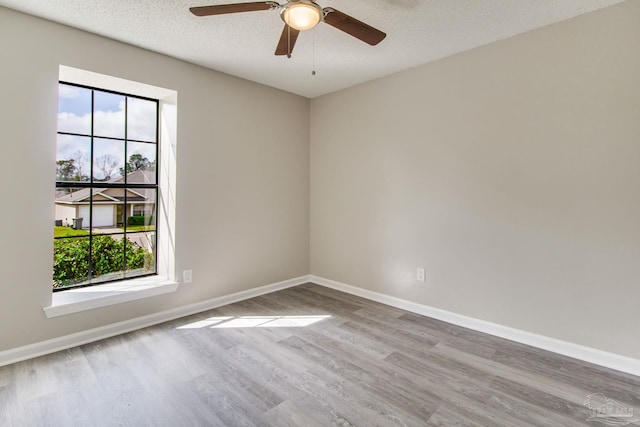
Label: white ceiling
xmin=0 ymin=0 xmax=625 ymax=98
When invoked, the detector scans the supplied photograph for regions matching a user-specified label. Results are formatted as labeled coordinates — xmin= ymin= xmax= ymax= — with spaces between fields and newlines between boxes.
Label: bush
xmin=126 ymin=215 xmax=153 ymax=226
xmin=53 ymin=235 xmax=150 ymax=288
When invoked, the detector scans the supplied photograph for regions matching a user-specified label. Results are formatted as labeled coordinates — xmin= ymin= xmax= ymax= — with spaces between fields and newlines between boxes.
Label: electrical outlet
xmin=183 ymin=269 xmax=193 ymax=283
xmin=417 ymin=268 xmax=425 ymax=282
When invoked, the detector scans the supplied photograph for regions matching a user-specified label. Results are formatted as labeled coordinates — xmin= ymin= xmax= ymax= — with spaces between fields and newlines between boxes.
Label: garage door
xmin=78 ymin=205 xmax=114 ymax=228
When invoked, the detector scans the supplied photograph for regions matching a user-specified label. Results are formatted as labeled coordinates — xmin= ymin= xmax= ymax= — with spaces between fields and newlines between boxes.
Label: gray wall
xmin=0 ymin=7 xmax=310 ymax=351
xmin=310 ymin=1 xmax=640 ymax=360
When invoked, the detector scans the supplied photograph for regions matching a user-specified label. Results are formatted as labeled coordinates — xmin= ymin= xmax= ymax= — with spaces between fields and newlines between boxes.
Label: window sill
xmin=43 ymin=276 xmax=180 ymax=318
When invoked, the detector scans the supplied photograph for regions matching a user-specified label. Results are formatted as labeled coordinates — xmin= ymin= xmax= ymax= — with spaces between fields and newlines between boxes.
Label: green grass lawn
xmin=121 ymin=225 xmax=156 ymax=232
xmin=54 ymin=226 xmax=89 ymax=238
xmin=55 ymin=225 xmax=154 ymax=237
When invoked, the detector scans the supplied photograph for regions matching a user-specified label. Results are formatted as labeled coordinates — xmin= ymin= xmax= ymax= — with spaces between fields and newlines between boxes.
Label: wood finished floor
xmin=1 ymin=283 xmax=639 ymax=426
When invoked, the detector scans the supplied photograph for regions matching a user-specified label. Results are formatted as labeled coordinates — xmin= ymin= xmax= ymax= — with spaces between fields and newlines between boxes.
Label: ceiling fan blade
xmin=322 ymin=8 xmax=386 ymax=46
xmin=190 ymin=2 xmax=276 ymax=16
xmin=275 ymin=25 xmax=300 ymax=57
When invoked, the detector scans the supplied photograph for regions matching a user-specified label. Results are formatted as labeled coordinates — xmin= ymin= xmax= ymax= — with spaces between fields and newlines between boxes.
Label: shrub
xmin=53 ymin=235 xmax=149 ymax=288
xmin=126 ymin=215 xmax=153 ymax=226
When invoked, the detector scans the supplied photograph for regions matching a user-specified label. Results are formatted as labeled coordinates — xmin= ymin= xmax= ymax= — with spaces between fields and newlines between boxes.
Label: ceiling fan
xmin=190 ymin=0 xmax=386 ymax=58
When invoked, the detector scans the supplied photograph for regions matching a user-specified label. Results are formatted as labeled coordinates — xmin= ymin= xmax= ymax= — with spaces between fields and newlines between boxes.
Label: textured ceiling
xmin=0 ymin=0 xmax=626 ymax=98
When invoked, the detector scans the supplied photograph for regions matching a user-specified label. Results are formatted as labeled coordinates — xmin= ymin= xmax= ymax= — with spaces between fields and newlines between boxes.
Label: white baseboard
xmin=309 ymin=275 xmax=640 ymax=377
xmin=0 ymin=275 xmax=308 ymax=368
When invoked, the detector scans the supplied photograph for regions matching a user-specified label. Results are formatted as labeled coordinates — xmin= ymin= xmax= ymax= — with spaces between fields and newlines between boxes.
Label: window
xmin=53 ymin=82 xmax=159 ymax=291
xmin=132 ymin=204 xmax=153 ymax=217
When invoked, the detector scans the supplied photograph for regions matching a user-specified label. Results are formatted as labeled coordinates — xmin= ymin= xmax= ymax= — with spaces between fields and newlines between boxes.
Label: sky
xmin=57 ymin=84 xmax=157 ymax=180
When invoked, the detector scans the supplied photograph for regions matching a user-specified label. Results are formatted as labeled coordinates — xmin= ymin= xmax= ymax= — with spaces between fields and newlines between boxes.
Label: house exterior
xmin=54 ymin=170 xmax=155 ymax=228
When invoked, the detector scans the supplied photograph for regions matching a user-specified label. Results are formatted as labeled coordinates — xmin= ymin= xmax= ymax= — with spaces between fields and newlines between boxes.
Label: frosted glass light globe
xmin=282 ymin=2 xmax=322 ymax=31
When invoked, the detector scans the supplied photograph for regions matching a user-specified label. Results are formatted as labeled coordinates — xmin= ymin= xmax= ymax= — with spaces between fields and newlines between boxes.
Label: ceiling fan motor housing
xmin=280 ymin=0 xmax=323 ymax=31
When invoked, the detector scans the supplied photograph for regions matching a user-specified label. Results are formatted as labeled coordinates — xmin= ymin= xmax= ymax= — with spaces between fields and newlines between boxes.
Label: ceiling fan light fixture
xmin=191 ymin=1 xmax=387 ymax=58
xmin=281 ymin=1 xmax=322 ymax=31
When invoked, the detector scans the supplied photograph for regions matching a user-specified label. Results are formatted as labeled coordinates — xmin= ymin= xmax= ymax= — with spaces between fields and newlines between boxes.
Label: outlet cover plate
xmin=183 ymin=269 xmax=193 ymax=283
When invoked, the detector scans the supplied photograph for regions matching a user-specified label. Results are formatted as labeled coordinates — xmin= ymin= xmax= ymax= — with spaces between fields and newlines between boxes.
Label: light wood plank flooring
xmin=1 ymin=283 xmax=639 ymax=426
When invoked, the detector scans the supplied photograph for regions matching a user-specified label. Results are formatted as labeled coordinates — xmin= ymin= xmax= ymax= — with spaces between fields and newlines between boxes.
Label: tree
xmin=56 ymin=159 xmax=76 ymax=181
xmin=119 ymin=153 xmax=152 ymax=176
xmin=70 ymin=150 xmax=89 ymax=181
xmin=95 ymin=154 xmax=119 ymax=181
xmin=56 ymin=152 xmax=89 ymax=181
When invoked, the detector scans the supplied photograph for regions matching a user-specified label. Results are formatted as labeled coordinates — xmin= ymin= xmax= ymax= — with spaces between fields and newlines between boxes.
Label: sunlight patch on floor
xmin=177 ymin=315 xmax=331 ymax=329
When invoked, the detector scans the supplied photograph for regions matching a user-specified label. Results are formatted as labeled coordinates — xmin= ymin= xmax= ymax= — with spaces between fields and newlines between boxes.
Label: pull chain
xmin=311 ymin=29 xmax=316 ymax=75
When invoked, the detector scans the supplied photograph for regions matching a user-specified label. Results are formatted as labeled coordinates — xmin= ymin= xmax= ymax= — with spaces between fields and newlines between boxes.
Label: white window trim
xmin=45 ymin=66 xmax=178 ymax=317
xmin=44 ymin=276 xmax=180 ymax=318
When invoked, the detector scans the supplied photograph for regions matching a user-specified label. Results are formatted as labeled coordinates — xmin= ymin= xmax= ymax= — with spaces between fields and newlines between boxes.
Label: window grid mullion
xmin=123 ymin=96 xmax=128 ymax=275
xmin=58 ymin=131 xmax=155 ymax=145
xmin=88 ymin=89 xmax=94 ymax=281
